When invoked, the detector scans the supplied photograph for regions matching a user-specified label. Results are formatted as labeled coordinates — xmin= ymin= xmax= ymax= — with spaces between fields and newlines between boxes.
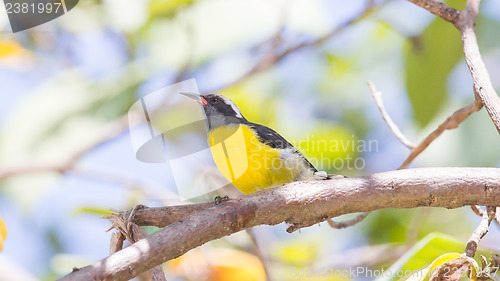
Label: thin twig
xmin=0 ymin=115 xmax=129 ymax=181
xmin=471 ymin=206 xmax=500 ymax=227
xmin=368 ymin=81 xmax=416 ymax=149
xmin=465 ymin=206 xmax=496 ymax=258
xmin=470 ymin=205 xmax=483 ymax=217
xmin=327 ymin=212 xmax=369 ymax=229
xmin=399 ymin=98 xmax=482 ymax=169
xmin=405 ymin=0 xmax=461 ymax=25
xmin=245 ymin=229 xmax=273 ymax=281
xmin=213 ymin=0 xmax=386 ymax=92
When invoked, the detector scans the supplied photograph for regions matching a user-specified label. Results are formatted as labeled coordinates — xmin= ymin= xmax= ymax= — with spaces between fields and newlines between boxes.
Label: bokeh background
xmin=1 ymin=0 xmax=500 ymax=280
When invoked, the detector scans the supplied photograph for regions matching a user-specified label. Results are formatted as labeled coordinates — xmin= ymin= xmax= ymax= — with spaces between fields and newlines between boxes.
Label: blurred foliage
xmin=0 ymin=39 xmax=28 ymax=57
xmin=366 ymin=209 xmax=416 ymax=245
xmin=219 ymin=83 xmax=279 ymax=129
xmin=166 ymin=247 xmax=266 ymax=281
xmin=0 ymin=215 xmax=6 ymax=251
xmin=271 ymin=237 xmax=320 ymax=267
xmin=299 ymin=121 xmax=357 ymax=174
xmin=404 ymin=15 xmax=463 ymax=127
xmin=149 ymin=0 xmax=197 ymax=19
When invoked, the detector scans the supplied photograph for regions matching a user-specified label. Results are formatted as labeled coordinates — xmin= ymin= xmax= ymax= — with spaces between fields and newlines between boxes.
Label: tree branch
xmin=399 ymin=98 xmax=482 ymax=169
xmin=368 ymin=81 xmax=416 ymax=149
xmin=465 ymin=206 xmax=496 ymax=258
xmin=225 ymin=0 xmax=384 ymax=88
xmin=459 ymin=0 xmax=500 ymax=134
xmin=58 ymin=167 xmax=500 ymax=281
xmin=405 ymin=0 xmax=461 ymax=25
xmin=367 ymin=80 xmax=482 ymax=169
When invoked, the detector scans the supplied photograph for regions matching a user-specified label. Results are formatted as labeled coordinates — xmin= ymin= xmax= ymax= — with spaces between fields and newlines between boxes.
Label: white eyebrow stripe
xmin=220 ymin=95 xmax=243 ymax=118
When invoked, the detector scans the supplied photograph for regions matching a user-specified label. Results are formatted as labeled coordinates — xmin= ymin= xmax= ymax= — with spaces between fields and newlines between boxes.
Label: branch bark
xmin=58 ymin=167 xmax=500 ymax=281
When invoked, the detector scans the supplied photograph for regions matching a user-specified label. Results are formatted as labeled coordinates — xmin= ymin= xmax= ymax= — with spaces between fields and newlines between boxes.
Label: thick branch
xmin=58 ymin=167 xmax=500 ymax=281
xmin=459 ymin=3 xmax=500 ymax=134
xmin=119 ymin=203 xmax=214 ymax=228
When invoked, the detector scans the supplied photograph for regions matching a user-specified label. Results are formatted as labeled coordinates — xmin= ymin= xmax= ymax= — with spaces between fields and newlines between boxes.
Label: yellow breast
xmin=208 ymin=124 xmax=301 ymax=194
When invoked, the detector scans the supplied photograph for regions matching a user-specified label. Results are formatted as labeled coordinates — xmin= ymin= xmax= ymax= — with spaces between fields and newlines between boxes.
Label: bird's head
xmin=181 ymin=93 xmax=246 ymax=129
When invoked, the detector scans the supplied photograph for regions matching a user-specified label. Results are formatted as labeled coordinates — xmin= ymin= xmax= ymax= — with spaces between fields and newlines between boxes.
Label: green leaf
xmin=365 ymin=209 xmax=416 ymax=244
xmin=149 ymin=0 xmax=196 ymax=18
xmin=72 ymin=207 xmax=114 ymax=216
xmin=404 ymin=8 xmax=463 ymax=127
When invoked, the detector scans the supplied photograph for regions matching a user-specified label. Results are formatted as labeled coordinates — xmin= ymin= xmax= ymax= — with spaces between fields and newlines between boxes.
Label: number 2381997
xmin=5 ymin=2 xmax=62 ymax=14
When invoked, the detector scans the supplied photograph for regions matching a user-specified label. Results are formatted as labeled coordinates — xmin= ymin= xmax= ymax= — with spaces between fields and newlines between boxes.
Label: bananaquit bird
xmin=181 ymin=93 xmax=328 ymax=195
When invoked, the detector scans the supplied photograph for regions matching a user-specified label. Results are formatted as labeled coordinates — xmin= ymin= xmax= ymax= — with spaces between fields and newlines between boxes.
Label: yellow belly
xmin=208 ymin=124 xmax=300 ymax=194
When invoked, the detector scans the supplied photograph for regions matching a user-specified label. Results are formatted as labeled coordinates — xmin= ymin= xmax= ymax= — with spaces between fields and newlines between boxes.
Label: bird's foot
xmin=214 ymin=195 xmax=229 ymax=205
xmin=314 ymin=171 xmax=347 ymax=180
xmin=313 ymin=171 xmax=328 ymax=180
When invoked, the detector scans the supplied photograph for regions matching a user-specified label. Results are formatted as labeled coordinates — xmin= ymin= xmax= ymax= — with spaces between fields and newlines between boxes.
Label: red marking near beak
xmin=200 ymin=97 xmax=208 ymax=105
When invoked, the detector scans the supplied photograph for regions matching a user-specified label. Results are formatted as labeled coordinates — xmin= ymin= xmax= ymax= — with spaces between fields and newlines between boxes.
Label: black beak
xmin=180 ymin=92 xmax=207 ymax=105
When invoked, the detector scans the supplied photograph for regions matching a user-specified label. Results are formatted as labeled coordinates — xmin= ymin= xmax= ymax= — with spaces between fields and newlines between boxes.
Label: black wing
xmin=247 ymin=122 xmax=318 ymax=172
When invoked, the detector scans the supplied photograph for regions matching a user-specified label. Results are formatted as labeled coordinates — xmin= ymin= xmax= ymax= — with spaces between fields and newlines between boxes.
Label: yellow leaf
xmin=272 ymin=239 xmax=319 ymax=267
xmin=207 ymin=249 xmax=266 ymax=281
xmin=402 ymin=253 xmax=462 ymax=281
xmin=0 ymin=215 xmax=7 ymax=251
xmin=167 ymin=248 xmax=266 ymax=281
xmin=0 ymin=40 xmax=27 ymax=58
xmin=427 ymin=253 xmax=463 ymax=280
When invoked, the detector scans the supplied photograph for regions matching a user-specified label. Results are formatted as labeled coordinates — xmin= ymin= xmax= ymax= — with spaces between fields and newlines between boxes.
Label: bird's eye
xmin=212 ymin=97 xmax=220 ymax=104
